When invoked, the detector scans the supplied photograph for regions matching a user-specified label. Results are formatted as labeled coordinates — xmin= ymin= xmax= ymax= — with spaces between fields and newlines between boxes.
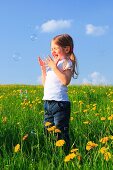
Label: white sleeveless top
xmin=43 ymin=58 xmax=73 ymax=101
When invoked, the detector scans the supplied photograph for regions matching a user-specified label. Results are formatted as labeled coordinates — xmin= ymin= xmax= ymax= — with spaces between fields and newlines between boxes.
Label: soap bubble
xmin=12 ymin=52 xmax=22 ymax=62
xmin=30 ymin=34 xmax=38 ymax=41
xmin=30 ymin=130 xmax=36 ymax=135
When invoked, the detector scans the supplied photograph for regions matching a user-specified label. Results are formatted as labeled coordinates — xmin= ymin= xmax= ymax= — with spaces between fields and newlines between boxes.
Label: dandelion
xmin=55 ymin=128 xmax=61 ymax=133
xmin=14 ymin=144 xmax=20 ymax=153
xmin=22 ymin=134 xmax=28 ymax=141
xmin=2 ymin=116 xmax=7 ymax=123
xmin=47 ymin=126 xmax=56 ymax=132
xmin=86 ymin=104 xmax=90 ymax=108
xmin=86 ymin=141 xmax=98 ymax=151
xmin=104 ymin=152 xmax=111 ymax=161
xmin=70 ymin=116 xmax=74 ymax=121
xmin=99 ymin=147 xmax=108 ymax=154
xmin=79 ymin=100 xmax=83 ymax=105
xmin=70 ymin=148 xmax=78 ymax=153
xmin=83 ymin=121 xmax=90 ymax=124
xmin=56 ymin=140 xmax=65 ymax=147
xmin=92 ymin=89 xmax=95 ymax=93
xmin=64 ymin=153 xmax=76 ymax=162
xmin=92 ymin=106 xmax=96 ymax=111
xmin=95 ymin=113 xmax=100 ymax=116
xmin=100 ymin=117 xmax=106 ymax=121
xmin=108 ymin=116 xmax=113 ymax=120
xmin=77 ymin=155 xmax=82 ymax=161
xmin=74 ymin=111 xmax=78 ymax=114
xmin=83 ymin=109 xmax=88 ymax=113
xmin=109 ymin=135 xmax=113 ymax=140
xmin=45 ymin=122 xmax=52 ymax=127
xmin=100 ymin=137 xmax=109 ymax=143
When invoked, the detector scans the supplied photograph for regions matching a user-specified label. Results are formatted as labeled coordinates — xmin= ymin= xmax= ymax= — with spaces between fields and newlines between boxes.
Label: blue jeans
xmin=44 ymin=100 xmax=71 ymax=152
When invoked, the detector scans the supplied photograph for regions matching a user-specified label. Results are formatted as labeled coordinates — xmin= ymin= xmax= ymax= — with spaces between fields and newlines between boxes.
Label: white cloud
xmin=40 ymin=19 xmax=72 ymax=33
xmin=82 ymin=71 xmax=108 ymax=85
xmin=85 ymin=24 xmax=109 ymax=36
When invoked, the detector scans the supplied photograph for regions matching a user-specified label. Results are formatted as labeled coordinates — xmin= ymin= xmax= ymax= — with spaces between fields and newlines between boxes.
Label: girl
xmin=38 ymin=34 xmax=78 ymax=153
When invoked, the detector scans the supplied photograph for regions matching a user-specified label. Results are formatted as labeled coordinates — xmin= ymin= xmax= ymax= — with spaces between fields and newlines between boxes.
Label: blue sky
xmin=0 ymin=0 xmax=113 ymax=85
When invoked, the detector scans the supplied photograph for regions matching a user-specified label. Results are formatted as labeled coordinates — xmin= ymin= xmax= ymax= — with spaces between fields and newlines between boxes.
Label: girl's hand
xmin=46 ymin=56 xmax=57 ymax=70
xmin=54 ymin=56 xmax=60 ymax=65
xmin=38 ymin=56 xmax=45 ymax=67
xmin=38 ymin=56 xmax=46 ymax=72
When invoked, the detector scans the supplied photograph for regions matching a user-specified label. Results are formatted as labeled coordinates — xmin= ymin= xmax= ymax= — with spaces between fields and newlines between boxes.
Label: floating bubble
xmin=12 ymin=52 xmax=22 ymax=62
xmin=30 ymin=130 xmax=36 ymax=135
xmin=30 ymin=34 xmax=38 ymax=41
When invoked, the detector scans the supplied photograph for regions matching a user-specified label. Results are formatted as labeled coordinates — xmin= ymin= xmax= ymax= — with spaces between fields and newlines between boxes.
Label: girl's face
xmin=51 ymin=40 xmax=67 ymax=60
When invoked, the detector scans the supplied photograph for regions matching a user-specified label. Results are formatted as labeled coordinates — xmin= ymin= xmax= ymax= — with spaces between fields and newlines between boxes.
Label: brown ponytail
xmin=70 ymin=52 xmax=78 ymax=78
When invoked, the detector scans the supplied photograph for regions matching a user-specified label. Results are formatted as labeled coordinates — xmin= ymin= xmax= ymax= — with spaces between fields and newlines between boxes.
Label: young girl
xmin=38 ymin=34 xmax=78 ymax=153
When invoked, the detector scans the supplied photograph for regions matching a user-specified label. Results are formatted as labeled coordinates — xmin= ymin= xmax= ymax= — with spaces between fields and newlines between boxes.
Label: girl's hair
xmin=52 ymin=34 xmax=78 ymax=78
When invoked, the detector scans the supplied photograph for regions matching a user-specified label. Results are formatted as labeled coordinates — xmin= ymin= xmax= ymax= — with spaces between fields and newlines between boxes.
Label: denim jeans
xmin=44 ymin=100 xmax=71 ymax=152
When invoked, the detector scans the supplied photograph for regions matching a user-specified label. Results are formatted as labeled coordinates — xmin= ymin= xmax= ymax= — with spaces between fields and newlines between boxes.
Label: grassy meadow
xmin=0 ymin=84 xmax=113 ymax=170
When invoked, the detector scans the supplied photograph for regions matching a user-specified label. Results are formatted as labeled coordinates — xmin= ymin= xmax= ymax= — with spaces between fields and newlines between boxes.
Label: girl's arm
xmin=46 ymin=57 xmax=72 ymax=85
xmin=53 ymin=66 xmax=72 ymax=85
xmin=38 ymin=57 xmax=46 ymax=86
xmin=41 ymin=66 xmax=46 ymax=86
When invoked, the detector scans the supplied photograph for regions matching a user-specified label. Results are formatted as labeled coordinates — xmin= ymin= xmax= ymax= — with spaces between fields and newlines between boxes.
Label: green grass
xmin=0 ymin=84 xmax=113 ymax=170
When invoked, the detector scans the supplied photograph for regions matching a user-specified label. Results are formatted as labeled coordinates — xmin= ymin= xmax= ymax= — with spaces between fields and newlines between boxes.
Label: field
xmin=0 ymin=84 xmax=113 ymax=170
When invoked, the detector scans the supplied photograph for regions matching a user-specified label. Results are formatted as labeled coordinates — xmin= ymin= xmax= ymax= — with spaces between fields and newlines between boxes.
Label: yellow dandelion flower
xmin=47 ymin=126 xmax=56 ymax=132
xmin=69 ymin=153 xmax=76 ymax=159
xmin=83 ymin=109 xmax=88 ymax=113
xmin=86 ymin=141 xmax=98 ymax=151
xmin=74 ymin=111 xmax=78 ymax=114
xmin=83 ymin=121 xmax=90 ymax=124
xmin=77 ymin=155 xmax=82 ymax=161
xmin=56 ymin=140 xmax=65 ymax=147
xmin=70 ymin=116 xmax=74 ymax=121
xmin=104 ymin=152 xmax=111 ymax=161
xmin=79 ymin=101 xmax=83 ymax=105
xmin=92 ymin=106 xmax=96 ymax=111
xmin=64 ymin=155 xmax=71 ymax=162
xmin=86 ymin=105 xmax=90 ymax=108
xmin=108 ymin=116 xmax=113 ymax=120
xmin=14 ymin=144 xmax=20 ymax=153
xmin=45 ymin=122 xmax=52 ymax=127
xmin=70 ymin=148 xmax=78 ymax=153
xmin=95 ymin=113 xmax=99 ymax=116
xmin=64 ymin=153 xmax=76 ymax=162
xmin=2 ymin=116 xmax=7 ymax=123
xmin=55 ymin=129 xmax=61 ymax=133
xmin=92 ymin=90 xmax=95 ymax=93
xmin=100 ymin=137 xmax=109 ymax=143
xmin=101 ymin=117 xmax=106 ymax=121
xmin=22 ymin=134 xmax=28 ymax=141
xmin=99 ymin=147 xmax=108 ymax=154
xmin=109 ymin=135 xmax=113 ymax=140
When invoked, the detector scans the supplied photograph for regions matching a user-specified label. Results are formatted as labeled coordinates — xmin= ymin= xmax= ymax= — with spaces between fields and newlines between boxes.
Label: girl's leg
xmin=53 ymin=101 xmax=71 ymax=153
xmin=43 ymin=101 xmax=54 ymax=135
